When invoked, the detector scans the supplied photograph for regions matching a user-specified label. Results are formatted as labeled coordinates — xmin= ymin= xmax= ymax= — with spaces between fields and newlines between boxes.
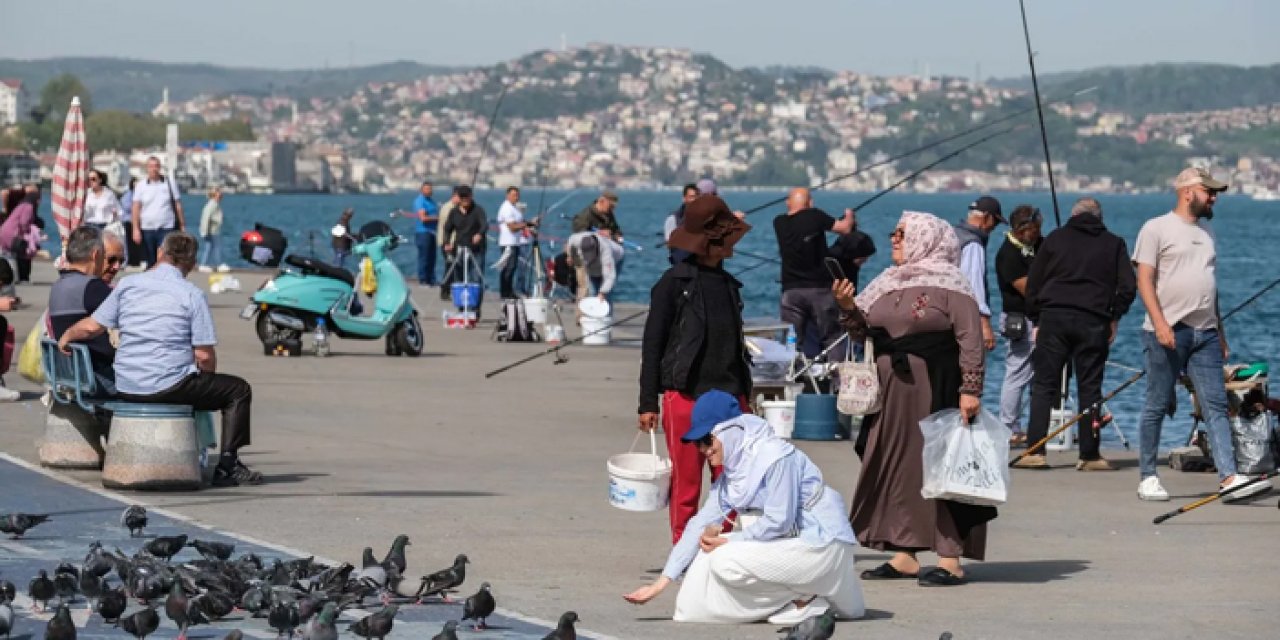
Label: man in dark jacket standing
xmin=639 ymin=195 xmax=752 ymax=543
xmin=1017 ymin=197 xmax=1137 ymax=470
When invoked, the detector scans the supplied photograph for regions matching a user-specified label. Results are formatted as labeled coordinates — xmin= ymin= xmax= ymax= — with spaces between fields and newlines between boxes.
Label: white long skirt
xmin=673 ymin=534 xmax=866 ymax=624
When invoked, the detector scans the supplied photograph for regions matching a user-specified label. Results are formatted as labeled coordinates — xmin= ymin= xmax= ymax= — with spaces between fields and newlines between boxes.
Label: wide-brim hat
xmin=667 ymin=195 xmax=751 ymax=260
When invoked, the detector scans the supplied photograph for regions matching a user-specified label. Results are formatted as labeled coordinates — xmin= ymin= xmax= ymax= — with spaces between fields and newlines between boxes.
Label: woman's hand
xmin=832 ymin=278 xmax=856 ymax=311
xmin=699 ymin=524 xmax=729 ymax=553
xmin=0 ymin=295 xmax=16 ymax=312
xmin=637 ymin=412 xmax=659 ymax=432
xmin=959 ymin=394 xmax=981 ymax=423
xmin=623 ymin=576 xmax=671 ymax=605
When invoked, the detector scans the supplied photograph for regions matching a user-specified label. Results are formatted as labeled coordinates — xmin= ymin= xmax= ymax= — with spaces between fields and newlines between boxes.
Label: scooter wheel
xmin=394 ymin=316 xmax=424 ymax=357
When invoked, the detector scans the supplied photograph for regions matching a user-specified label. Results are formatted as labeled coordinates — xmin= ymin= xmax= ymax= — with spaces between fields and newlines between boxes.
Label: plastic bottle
xmin=314 ymin=318 xmax=330 ymax=357
xmin=785 ymin=325 xmax=797 ymax=354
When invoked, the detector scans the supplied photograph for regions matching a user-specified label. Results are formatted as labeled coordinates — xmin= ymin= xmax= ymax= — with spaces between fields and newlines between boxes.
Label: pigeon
xmin=419 ymin=554 xmax=468 ymax=603
xmin=0 ymin=599 xmax=12 ymax=640
xmin=349 ymin=604 xmax=397 ymax=640
xmin=121 ymin=506 xmax=148 ymax=538
xmin=939 ymin=634 xmax=953 ymax=640
xmin=144 ymin=535 xmax=188 ymax=563
xmin=96 ymin=586 xmax=127 ymax=623
xmin=44 ymin=604 xmax=76 ymax=640
xmin=118 ymin=607 xmax=160 ymax=639
xmin=0 ymin=513 xmax=50 ymax=539
xmin=28 ymin=570 xmax=56 ymax=612
xmin=542 ymin=611 xmax=579 ymax=640
xmin=780 ymin=610 xmax=836 ymax=640
xmin=52 ymin=565 xmax=79 ymax=605
xmin=431 ymin=620 xmax=460 ymax=640
xmin=267 ymin=601 xmax=300 ymax=638
xmin=188 ymin=539 xmax=235 ymax=562
xmin=0 ymin=579 xmax=14 ymax=603
xmin=223 ymin=632 xmax=244 ymax=640
xmin=77 ymin=570 xmax=104 ymax=609
xmin=83 ymin=543 xmax=115 ymax=578
xmin=380 ymin=535 xmax=410 ymax=575
xmin=355 ymin=548 xmax=389 ymax=599
xmin=195 ymin=589 xmax=236 ymax=620
xmin=240 ymin=583 xmax=270 ymax=617
xmin=461 ymin=582 xmax=496 ymax=630
xmin=164 ymin=580 xmax=207 ymax=640
xmin=301 ymin=602 xmax=338 ymax=640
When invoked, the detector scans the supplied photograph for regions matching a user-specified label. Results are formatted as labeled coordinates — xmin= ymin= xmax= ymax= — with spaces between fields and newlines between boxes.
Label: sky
xmin=3 ymin=0 xmax=1277 ymax=78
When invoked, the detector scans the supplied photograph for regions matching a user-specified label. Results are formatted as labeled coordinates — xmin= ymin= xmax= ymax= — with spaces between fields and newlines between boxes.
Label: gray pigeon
xmin=939 ymin=634 xmax=953 ymax=640
xmin=349 ymin=604 xmax=398 ymax=640
xmin=44 ymin=604 xmax=76 ymax=640
xmin=143 ymin=535 xmax=188 ymax=563
xmin=355 ymin=548 xmax=388 ymax=594
xmin=380 ymin=535 xmax=410 ymax=575
xmin=118 ymin=607 xmax=159 ymax=639
xmin=419 ymin=554 xmax=468 ymax=603
xmin=0 ymin=513 xmax=50 ymax=539
xmin=542 ymin=611 xmax=579 ymax=640
xmin=28 ymin=570 xmax=55 ymax=612
xmin=164 ymin=580 xmax=207 ymax=640
xmin=267 ymin=602 xmax=299 ymax=638
xmin=121 ymin=506 xmax=148 ymax=538
xmin=222 ymin=632 xmax=243 ymax=640
xmin=461 ymin=582 xmax=495 ymax=630
xmin=96 ymin=586 xmax=126 ymax=623
xmin=0 ymin=599 xmax=13 ymax=640
xmin=780 ymin=610 xmax=836 ymax=640
xmin=301 ymin=602 xmax=338 ymax=640
xmin=0 ymin=579 xmax=14 ymax=603
xmin=52 ymin=566 xmax=78 ymax=605
xmin=188 ymin=539 xmax=235 ymax=562
xmin=431 ymin=620 xmax=459 ymax=640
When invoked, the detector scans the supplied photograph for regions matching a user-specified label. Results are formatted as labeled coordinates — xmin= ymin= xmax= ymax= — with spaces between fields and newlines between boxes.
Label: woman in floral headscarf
xmin=833 ymin=211 xmax=991 ymax=587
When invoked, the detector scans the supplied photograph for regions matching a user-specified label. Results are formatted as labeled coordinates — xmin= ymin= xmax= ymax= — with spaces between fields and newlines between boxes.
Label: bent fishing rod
xmin=470 ymin=80 xmax=512 ymax=187
xmin=1019 ymin=0 xmax=1062 ymax=226
xmin=485 ymin=309 xmax=649 ymax=378
xmin=1010 ymin=274 xmax=1280 ymax=465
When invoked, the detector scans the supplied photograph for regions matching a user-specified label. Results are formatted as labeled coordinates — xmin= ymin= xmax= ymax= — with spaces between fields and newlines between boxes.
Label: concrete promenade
xmin=1 ymin=261 xmax=1277 ymax=639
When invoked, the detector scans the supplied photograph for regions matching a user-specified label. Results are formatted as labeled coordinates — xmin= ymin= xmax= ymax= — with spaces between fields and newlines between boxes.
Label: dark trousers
xmin=122 ymin=222 xmax=144 ymax=266
xmin=1027 ymin=310 xmax=1110 ymax=460
xmin=119 ymin=372 xmax=252 ymax=456
xmin=16 ymin=257 xmax=31 ymax=282
xmin=780 ymin=287 xmax=841 ymax=359
xmin=140 ymin=228 xmax=173 ymax=266
xmin=415 ymin=231 xmax=437 ymax=285
xmin=499 ymin=245 xmax=522 ymax=299
xmin=439 ymin=248 xmax=455 ymax=300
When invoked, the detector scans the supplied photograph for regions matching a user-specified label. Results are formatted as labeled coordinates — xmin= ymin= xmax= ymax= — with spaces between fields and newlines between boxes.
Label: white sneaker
xmin=1220 ymin=474 xmax=1274 ymax=503
xmin=198 ymin=265 xmax=213 ymax=273
xmin=767 ymin=598 xmax=829 ymax=625
xmin=0 ymin=386 xmax=20 ymax=402
xmin=1138 ymin=476 xmax=1170 ymax=501
xmin=217 ymin=264 xmax=231 ymax=273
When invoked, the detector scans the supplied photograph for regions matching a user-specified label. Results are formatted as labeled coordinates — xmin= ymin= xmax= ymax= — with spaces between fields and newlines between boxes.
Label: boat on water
xmin=1251 ymin=189 xmax=1280 ymax=201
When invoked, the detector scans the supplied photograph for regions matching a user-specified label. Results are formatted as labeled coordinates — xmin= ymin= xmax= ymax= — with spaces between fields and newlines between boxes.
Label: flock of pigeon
xmin=0 ymin=508 xmax=583 ymax=640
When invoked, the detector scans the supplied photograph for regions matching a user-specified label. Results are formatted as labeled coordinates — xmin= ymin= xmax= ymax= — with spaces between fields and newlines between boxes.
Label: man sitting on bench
xmin=58 ymin=231 xmax=262 ymax=486
xmin=49 ymin=226 xmax=117 ymax=395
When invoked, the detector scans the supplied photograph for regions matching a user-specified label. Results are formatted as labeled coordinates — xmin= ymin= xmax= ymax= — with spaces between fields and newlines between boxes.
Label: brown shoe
xmin=1076 ymin=458 xmax=1116 ymax=471
xmin=1012 ymin=454 xmax=1050 ymax=469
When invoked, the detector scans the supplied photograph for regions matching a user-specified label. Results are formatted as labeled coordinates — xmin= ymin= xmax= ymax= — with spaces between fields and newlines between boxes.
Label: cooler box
xmin=239 ymin=224 xmax=288 ymax=267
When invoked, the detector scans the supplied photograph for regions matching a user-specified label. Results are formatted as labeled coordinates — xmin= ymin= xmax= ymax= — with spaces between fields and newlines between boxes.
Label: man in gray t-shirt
xmin=1132 ymin=167 xmax=1270 ymax=502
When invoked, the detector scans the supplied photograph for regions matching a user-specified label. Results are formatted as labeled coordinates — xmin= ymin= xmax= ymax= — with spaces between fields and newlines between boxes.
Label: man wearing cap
xmin=994 ymin=205 xmax=1043 ymax=446
xmin=572 ymin=190 xmax=623 ymax=241
xmin=954 ymin=196 xmax=1006 ymax=351
xmin=1133 ymin=168 xmax=1271 ymax=501
xmin=639 ymin=195 xmax=753 ymax=543
xmin=1018 ymin=198 xmax=1135 ymax=471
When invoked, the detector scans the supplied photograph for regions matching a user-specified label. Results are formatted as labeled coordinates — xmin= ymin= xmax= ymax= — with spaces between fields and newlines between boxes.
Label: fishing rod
xmin=1153 ymin=468 xmax=1280 ymax=524
xmin=485 ymin=309 xmax=649 ymax=379
xmin=1019 ymin=0 xmax=1061 ymax=226
xmin=1010 ymin=274 xmax=1280 ymax=465
xmin=734 ymin=86 xmax=1095 ymax=219
xmin=470 ymin=80 xmax=511 ymax=187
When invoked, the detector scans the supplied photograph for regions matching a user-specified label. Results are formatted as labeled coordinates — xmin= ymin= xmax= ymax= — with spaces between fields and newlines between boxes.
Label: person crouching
xmin=57 ymin=231 xmax=262 ymax=487
xmin=624 ymin=391 xmax=865 ymax=625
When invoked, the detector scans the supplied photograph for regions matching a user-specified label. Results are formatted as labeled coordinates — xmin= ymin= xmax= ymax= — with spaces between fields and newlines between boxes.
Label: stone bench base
xmin=101 ymin=404 xmax=202 ymax=491
xmin=38 ymin=403 xmax=107 ymax=470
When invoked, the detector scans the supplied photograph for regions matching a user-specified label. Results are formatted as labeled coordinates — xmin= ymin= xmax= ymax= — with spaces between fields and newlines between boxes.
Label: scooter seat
xmin=284 ymin=255 xmax=355 ymax=287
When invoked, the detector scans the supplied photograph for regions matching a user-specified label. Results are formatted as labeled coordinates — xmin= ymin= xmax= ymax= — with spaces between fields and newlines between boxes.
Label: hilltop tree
xmin=36 ymin=74 xmax=93 ymax=122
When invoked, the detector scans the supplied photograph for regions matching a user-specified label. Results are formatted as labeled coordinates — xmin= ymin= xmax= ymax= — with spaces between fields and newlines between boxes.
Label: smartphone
xmin=824 ymin=257 xmax=847 ymax=282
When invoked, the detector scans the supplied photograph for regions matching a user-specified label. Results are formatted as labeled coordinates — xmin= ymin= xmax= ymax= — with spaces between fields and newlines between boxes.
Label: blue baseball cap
xmin=682 ymin=390 xmax=743 ymax=442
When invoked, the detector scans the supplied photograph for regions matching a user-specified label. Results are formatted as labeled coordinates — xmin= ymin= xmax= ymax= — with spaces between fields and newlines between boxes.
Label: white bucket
xmin=607 ymin=431 xmax=672 ymax=512
xmin=761 ymin=400 xmax=796 ymax=439
xmin=581 ymin=315 xmax=613 ymax=346
xmin=1046 ymin=408 xmax=1077 ymax=451
xmin=545 ymin=324 xmax=566 ymax=344
xmin=523 ymin=297 xmax=549 ymax=325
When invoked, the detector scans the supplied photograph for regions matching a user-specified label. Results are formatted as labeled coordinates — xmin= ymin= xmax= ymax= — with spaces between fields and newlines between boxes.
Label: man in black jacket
xmin=1017 ymin=197 xmax=1137 ymax=470
xmin=638 ymin=195 xmax=751 ymax=543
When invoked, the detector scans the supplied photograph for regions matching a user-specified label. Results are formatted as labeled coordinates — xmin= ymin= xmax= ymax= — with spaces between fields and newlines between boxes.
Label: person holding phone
xmin=773 ymin=188 xmax=854 ymax=359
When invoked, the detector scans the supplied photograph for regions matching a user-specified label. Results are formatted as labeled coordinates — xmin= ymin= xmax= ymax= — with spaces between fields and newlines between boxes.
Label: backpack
xmin=494 ymin=299 xmax=540 ymax=343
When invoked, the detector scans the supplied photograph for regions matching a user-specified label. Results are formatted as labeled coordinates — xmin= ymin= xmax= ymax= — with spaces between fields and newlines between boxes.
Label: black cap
xmin=969 ymin=195 xmax=1006 ymax=225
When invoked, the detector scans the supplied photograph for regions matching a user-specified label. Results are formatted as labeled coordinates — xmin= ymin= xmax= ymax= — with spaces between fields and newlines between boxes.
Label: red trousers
xmin=661 ymin=390 xmax=748 ymax=544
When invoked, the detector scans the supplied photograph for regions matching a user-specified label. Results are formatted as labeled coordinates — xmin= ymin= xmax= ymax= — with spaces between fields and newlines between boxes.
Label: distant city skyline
xmin=2 ymin=0 xmax=1277 ymax=79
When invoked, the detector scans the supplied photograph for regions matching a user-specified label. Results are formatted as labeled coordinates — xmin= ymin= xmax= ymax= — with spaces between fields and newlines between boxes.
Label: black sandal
xmin=917 ymin=567 xmax=967 ymax=586
xmin=861 ymin=562 xmax=918 ymax=580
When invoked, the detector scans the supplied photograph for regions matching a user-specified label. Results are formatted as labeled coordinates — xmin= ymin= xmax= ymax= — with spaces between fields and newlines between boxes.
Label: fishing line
xmin=1019 ymin=0 xmax=1062 ymax=226
xmin=470 ymin=80 xmax=511 ymax=187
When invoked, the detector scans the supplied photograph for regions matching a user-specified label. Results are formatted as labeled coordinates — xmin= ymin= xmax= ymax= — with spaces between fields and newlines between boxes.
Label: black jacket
xmin=638 ymin=259 xmax=751 ymax=414
xmin=1026 ymin=213 xmax=1137 ymax=322
xmin=442 ymin=204 xmax=488 ymax=251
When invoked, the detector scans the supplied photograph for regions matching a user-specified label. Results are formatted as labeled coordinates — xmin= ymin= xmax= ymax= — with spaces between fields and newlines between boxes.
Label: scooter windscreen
xmin=357 ymin=220 xmax=397 ymax=246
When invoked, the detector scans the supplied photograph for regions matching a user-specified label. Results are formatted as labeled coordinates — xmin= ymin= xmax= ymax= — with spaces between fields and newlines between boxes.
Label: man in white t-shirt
xmin=1132 ymin=167 xmax=1271 ymax=502
xmin=495 ymin=186 xmax=531 ymax=299
xmin=130 ymin=156 xmax=186 ymax=266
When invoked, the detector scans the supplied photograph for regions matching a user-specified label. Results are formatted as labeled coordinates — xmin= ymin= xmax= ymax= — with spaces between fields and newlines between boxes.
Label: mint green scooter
xmin=241 ymin=230 xmax=424 ymax=356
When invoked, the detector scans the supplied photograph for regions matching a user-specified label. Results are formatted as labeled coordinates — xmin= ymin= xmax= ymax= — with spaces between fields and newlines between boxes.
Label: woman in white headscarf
xmin=623 ymin=390 xmax=865 ymax=626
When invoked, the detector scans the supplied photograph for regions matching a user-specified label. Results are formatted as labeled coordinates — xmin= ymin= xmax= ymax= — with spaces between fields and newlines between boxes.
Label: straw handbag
xmin=835 ymin=338 xmax=881 ymax=416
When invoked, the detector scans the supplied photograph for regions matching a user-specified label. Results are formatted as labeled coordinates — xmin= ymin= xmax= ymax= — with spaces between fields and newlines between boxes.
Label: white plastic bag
xmin=919 ymin=408 xmax=1012 ymax=506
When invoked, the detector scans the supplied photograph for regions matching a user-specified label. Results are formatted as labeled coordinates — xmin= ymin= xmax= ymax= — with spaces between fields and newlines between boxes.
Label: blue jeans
xmin=199 ymin=233 xmax=221 ymax=267
xmin=1140 ymin=325 xmax=1237 ymax=480
xmin=141 ymin=228 xmax=172 ymax=266
xmin=999 ymin=314 xmax=1035 ymax=433
xmin=333 ymin=249 xmax=350 ymax=270
xmin=415 ymin=231 xmax=437 ymax=284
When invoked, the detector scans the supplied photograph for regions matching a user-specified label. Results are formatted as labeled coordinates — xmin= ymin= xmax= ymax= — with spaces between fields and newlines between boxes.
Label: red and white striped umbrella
xmin=50 ymin=96 xmax=88 ymax=244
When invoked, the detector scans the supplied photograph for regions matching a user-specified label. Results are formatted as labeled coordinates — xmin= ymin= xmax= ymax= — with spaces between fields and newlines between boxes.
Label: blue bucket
xmin=792 ymin=394 xmax=841 ymax=441
xmin=451 ymin=283 xmax=482 ymax=309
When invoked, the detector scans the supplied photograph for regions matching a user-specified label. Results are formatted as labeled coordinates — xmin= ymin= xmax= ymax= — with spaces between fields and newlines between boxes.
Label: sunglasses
xmin=106 ymin=256 xmax=124 ymax=266
xmin=88 ymin=176 xmax=100 ymax=182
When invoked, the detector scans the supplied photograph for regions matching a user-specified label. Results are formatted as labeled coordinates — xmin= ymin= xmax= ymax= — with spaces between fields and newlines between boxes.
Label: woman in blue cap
xmin=623 ymin=390 xmax=865 ymax=625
